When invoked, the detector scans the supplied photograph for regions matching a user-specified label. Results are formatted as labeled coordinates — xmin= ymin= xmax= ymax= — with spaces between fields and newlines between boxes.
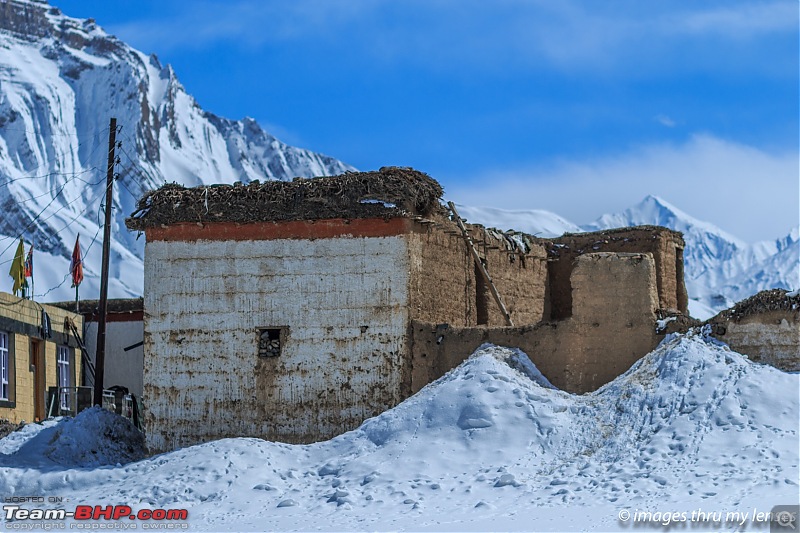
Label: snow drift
xmin=0 ymin=332 xmax=796 ymax=531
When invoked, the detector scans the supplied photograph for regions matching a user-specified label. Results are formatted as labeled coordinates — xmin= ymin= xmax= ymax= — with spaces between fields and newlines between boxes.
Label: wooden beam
xmin=447 ymin=202 xmax=514 ymax=327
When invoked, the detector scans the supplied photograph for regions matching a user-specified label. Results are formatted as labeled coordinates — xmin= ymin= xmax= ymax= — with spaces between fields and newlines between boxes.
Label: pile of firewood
xmin=127 ymin=167 xmax=444 ymax=230
xmin=716 ymin=289 xmax=799 ymax=321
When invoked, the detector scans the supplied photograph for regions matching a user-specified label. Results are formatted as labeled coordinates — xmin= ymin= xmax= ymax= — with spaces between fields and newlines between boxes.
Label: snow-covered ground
xmin=1 ymin=332 xmax=797 ymax=532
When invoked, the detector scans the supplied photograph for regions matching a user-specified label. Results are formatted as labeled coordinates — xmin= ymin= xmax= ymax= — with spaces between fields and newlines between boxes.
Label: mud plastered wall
xmin=715 ymin=311 xmax=799 ymax=372
xmin=407 ymin=221 xmax=548 ymax=328
xmin=143 ymin=233 xmax=411 ymax=453
xmin=411 ymin=253 xmax=662 ymax=394
xmin=407 ymin=225 xmax=475 ymax=326
xmin=546 ymin=228 xmax=687 ymax=315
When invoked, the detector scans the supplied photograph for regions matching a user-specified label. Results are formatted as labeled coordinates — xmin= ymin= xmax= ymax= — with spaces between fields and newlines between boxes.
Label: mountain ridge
xmin=0 ymin=0 xmax=353 ymax=300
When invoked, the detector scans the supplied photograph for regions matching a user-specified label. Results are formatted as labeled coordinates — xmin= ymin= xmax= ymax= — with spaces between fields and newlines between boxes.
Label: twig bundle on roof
xmin=715 ymin=289 xmax=799 ymax=322
xmin=126 ymin=167 xmax=444 ymax=230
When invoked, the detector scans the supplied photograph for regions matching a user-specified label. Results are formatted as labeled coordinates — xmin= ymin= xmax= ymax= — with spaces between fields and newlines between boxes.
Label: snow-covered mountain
xmin=455 ymin=196 xmax=798 ymax=319
xmin=454 ymin=204 xmax=581 ymax=237
xmin=0 ymin=1 xmax=794 ymax=316
xmin=583 ymin=196 xmax=799 ymax=315
xmin=0 ymin=0 xmax=353 ymax=301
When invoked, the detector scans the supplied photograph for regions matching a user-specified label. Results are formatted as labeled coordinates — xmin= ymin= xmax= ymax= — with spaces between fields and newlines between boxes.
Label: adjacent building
xmin=0 ymin=292 xmax=83 ymax=423
xmin=52 ymin=298 xmax=144 ymax=397
xmin=707 ymin=289 xmax=800 ymax=372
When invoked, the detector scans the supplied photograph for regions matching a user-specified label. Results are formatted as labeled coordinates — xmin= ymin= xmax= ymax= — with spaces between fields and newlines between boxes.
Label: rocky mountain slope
xmin=0 ymin=0 xmax=352 ymax=300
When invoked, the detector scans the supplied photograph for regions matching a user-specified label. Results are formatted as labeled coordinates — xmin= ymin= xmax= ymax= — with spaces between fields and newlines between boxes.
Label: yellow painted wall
xmin=0 ymin=292 xmax=83 ymax=423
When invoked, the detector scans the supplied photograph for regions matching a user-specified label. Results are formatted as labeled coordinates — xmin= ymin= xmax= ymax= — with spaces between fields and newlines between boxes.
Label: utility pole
xmin=94 ymin=117 xmax=117 ymax=406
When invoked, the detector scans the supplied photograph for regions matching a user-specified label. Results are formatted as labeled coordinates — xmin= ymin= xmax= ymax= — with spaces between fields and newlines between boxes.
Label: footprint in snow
xmin=277 ymin=499 xmax=297 ymax=508
xmin=457 ymin=405 xmax=494 ymax=430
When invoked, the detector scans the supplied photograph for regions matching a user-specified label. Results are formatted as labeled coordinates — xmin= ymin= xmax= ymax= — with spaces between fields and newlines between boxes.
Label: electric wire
xmin=0 ymin=127 xmax=110 ymax=185
xmin=0 ymin=126 xmax=124 ymax=303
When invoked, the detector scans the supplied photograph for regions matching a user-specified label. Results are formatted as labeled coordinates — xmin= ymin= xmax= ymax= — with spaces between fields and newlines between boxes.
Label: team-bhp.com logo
xmin=4 ymin=504 xmax=188 ymax=526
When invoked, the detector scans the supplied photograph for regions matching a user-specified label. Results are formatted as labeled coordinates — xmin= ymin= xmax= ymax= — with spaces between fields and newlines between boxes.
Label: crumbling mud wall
xmin=716 ymin=313 xmax=799 ymax=371
xmin=707 ymin=290 xmax=800 ymax=372
xmin=407 ymin=221 xmax=476 ymax=326
xmin=407 ymin=219 xmax=548 ymax=328
xmin=142 ymin=219 xmax=414 ymax=453
xmin=479 ymin=229 xmax=548 ymax=327
xmin=410 ymin=253 xmax=662 ymax=394
xmin=544 ymin=227 xmax=687 ymax=316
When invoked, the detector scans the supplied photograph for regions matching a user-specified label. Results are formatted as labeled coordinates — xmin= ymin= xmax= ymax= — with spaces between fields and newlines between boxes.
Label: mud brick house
xmin=126 ymin=167 xmax=688 ymax=452
xmin=0 ymin=292 xmax=83 ymax=423
xmin=707 ymin=289 xmax=799 ymax=372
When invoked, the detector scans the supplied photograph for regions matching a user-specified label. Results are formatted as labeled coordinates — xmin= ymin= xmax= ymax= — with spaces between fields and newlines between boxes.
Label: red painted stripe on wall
xmin=145 ymin=218 xmax=414 ymax=242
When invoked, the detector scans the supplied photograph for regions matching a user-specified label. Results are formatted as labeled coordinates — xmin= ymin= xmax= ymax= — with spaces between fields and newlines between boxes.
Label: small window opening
xmin=257 ymin=327 xmax=285 ymax=357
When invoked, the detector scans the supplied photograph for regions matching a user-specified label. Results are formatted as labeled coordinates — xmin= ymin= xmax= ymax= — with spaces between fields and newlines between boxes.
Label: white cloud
xmin=677 ymin=2 xmax=798 ymax=38
xmin=655 ymin=115 xmax=677 ymax=128
xmin=446 ymin=135 xmax=799 ymax=243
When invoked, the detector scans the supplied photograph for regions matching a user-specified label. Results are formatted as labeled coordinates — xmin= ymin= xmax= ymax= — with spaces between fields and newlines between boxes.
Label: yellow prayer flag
xmin=9 ymin=238 xmax=26 ymax=296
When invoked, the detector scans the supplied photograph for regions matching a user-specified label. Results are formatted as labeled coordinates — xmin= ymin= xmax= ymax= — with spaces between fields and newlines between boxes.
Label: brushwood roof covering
xmin=125 ymin=167 xmax=444 ymax=230
xmin=712 ymin=289 xmax=799 ymax=322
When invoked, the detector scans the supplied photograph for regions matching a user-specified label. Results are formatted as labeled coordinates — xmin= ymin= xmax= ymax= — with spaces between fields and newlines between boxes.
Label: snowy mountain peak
xmin=0 ymin=0 xmax=354 ymax=301
xmin=587 ymin=194 xmax=746 ymax=248
xmin=584 ymin=196 xmax=798 ymax=315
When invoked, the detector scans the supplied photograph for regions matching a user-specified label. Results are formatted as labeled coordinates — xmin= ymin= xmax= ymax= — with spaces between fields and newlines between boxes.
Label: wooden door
xmin=30 ymin=340 xmax=45 ymax=421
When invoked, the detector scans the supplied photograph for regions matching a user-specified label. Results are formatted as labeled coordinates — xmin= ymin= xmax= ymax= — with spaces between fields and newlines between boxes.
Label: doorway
xmin=30 ymin=339 xmax=45 ymax=421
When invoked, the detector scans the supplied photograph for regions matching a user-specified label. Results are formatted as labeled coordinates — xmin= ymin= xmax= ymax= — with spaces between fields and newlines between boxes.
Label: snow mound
xmin=0 ymin=418 xmax=60 ymax=456
xmin=44 ymin=407 xmax=146 ymax=467
xmin=0 ymin=335 xmax=796 ymax=531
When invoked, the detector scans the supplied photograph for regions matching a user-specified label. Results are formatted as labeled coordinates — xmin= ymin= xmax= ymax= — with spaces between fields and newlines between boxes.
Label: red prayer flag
xmin=23 ymin=245 xmax=33 ymax=278
xmin=70 ymin=235 xmax=83 ymax=287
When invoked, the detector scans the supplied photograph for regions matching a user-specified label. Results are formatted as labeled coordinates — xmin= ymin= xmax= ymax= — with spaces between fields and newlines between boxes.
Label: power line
xmin=0 ymin=127 xmax=110 ymax=183
xmin=0 ymin=173 xmax=107 ymax=260
xmin=1 ymin=168 xmax=103 ymax=207
xmin=0 ymin=125 xmax=126 ymax=300
xmin=0 ymin=127 xmax=92 ymax=138
xmin=2 ymin=184 xmax=108 ymax=300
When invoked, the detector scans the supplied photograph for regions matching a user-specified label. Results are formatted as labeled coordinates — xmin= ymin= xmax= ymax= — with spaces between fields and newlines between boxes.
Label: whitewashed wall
xmin=143 ymin=236 xmax=410 ymax=452
xmin=83 ymin=321 xmax=144 ymax=397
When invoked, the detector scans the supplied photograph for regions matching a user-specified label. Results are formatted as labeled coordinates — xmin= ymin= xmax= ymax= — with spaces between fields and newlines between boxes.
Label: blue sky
xmin=57 ymin=0 xmax=798 ymax=242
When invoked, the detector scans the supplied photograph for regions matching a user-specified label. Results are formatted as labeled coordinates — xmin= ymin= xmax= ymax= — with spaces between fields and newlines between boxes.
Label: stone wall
xmin=410 ymin=253 xmax=662 ymax=394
